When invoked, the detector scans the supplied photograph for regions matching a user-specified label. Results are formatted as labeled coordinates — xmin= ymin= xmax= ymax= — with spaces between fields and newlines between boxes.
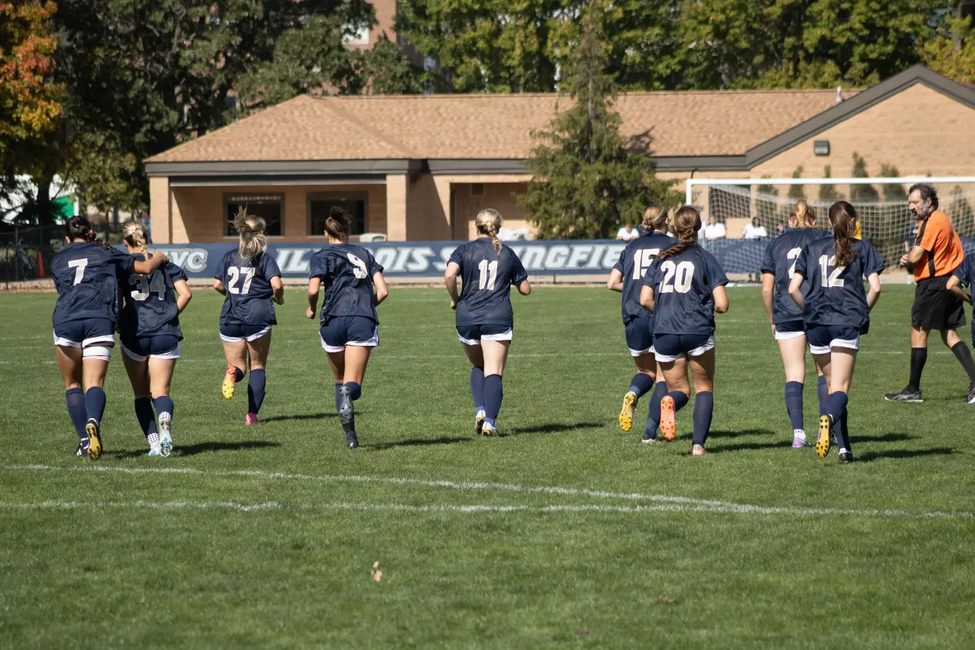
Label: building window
xmin=225 ymin=194 xmax=283 ymax=237
xmin=308 ymin=192 xmax=367 ymax=236
xmin=343 ymin=23 xmax=370 ymax=45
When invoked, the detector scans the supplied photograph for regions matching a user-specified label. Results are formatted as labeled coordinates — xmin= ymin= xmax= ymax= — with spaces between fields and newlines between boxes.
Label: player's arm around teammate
xmin=117 ymin=222 xmax=192 ymax=457
xmin=639 ymin=206 xmax=728 ymax=455
xmin=444 ymin=209 xmax=530 ymax=437
xmin=306 ymin=207 xmax=388 ymax=450
xmin=759 ymin=200 xmax=828 ymax=448
xmin=606 ymin=206 xmax=677 ymax=434
xmin=213 ymin=211 xmax=283 ymax=425
xmin=52 ymin=216 xmax=169 ymax=460
xmin=789 ymin=201 xmax=883 ymax=463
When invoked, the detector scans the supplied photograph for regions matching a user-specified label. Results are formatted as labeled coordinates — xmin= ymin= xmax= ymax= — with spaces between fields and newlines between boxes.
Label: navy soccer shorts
xmin=319 ymin=316 xmax=379 ymax=353
xmin=53 ymin=318 xmax=116 ymax=360
xmin=806 ymin=325 xmax=860 ymax=356
xmin=773 ymin=319 xmax=806 ymax=341
xmin=456 ymin=323 xmax=513 ymax=346
xmin=624 ymin=318 xmax=654 ymax=357
xmin=653 ymin=333 xmax=715 ymax=363
xmin=219 ymin=323 xmax=271 ymax=343
xmin=120 ymin=334 xmax=181 ymax=362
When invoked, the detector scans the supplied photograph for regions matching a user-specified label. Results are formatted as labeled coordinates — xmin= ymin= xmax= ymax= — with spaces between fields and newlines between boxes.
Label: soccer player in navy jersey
xmin=444 ymin=209 xmax=531 ymax=437
xmin=947 ymin=258 xmax=975 ymax=403
xmin=639 ymin=206 xmax=729 ymax=455
xmin=761 ymin=199 xmax=830 ymax=448
xmin=214 ymin=210 xmax=284 ymax=425
xmin=607 ymin=206 xmax=677 ymax=433
xmin=789 ymin=201 xmax=883 ymax=462
xmin=52 ymin=216 xmax=169 ymax=459
xmin=306 ymin=207 xmax=389 ymax=449
xmin=118 ymin=222 xmax=193 ymax=456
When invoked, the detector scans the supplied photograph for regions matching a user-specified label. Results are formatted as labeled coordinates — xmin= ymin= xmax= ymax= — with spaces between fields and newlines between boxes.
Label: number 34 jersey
xmin=448 ymin=237 xmax=529 ymax=329
xmin=613 ymin=232 xmax=678 ymax=324
xmin=643 ymin=244 xmax=729 ymax=337
xmin=119 ymin=254 xmax=188 ymax=339
xmin=308 ymin=243 xmax=384 ymax=325
xmin=215 ymin=250 xmax=282 ymax=328
xmin=794 ymin=238 xmax=885 ymax=334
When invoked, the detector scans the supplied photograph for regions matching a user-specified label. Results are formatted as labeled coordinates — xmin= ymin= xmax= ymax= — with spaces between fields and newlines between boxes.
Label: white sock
xmin=793 ymin=429 xmax=806 ymax=441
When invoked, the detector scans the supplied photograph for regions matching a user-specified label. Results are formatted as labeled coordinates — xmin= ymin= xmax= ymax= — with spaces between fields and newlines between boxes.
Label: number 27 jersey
xmin=215 ymin=250 xmax=282 ymax=328
xmin=449 ymin=238 xmax=528 ymax=328
xmin=643 ymin=244 xmax=729 ymax=337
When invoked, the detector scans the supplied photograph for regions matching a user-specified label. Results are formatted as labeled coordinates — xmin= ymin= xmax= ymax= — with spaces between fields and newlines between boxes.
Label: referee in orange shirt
xmin=886 ymin=183 xmax=975 ymax=403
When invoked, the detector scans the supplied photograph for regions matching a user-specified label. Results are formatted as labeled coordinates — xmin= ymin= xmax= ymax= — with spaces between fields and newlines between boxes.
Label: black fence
xmin=0 ymin=225 xmax=61 ymax=283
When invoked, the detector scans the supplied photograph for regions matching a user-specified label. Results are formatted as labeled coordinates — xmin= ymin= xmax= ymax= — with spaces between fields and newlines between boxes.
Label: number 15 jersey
xmin=643 ymin=244 xmax=729 ymax=337
xmin=613 ymin=232 xmax=678 ymax=324
xmin=448 ymin=237 xmax=529 ymax=329
xmin=215 ymin=250 xmax=282 ymax=328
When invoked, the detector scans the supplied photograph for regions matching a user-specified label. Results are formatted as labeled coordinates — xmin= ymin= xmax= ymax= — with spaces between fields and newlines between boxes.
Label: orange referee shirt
xmin=913 ymin=210 xmax=965 ymax=281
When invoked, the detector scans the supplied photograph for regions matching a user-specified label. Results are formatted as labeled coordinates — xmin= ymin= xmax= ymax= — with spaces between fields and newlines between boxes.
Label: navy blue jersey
xmin=643 ymin=244 xmax=728 ymax=337
xmin=449 ymin=238 xmax=529 ymax=328
xmin=119 ymin=255 xmax=188 ymax=339
xmin=955 ymin=257 xmax=974 ymax=289
xmin=309 ymin=243 xmax=384 ymax=325
xmin=760 ymin=228 xmax=830 ymax=324
xmin=794 ymin=238 xmax=885 ymax=334
xmin=51 ymin=242 xmax=134 ymax=327
xmin=215 ymin=250 xmax=282 ymax=327
xmin=613 ymin=232 xmax=678 ymax=324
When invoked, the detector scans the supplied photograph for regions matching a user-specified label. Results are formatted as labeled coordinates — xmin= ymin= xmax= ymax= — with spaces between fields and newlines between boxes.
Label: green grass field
xmin=1 ymin=285 xmax=974 ymax=648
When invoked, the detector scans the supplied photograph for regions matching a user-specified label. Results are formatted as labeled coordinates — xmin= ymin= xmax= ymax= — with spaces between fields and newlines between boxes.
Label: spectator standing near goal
xmin=885 ymin=183 xmax=975 ymax=404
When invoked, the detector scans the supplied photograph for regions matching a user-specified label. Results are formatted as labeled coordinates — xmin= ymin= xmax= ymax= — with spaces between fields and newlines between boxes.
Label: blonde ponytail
xmin=233 ymin=207 xmax=268 ymax=261
xmin=121 ymin=221 xmax=150 ymax=257
xmin=641 ymin=205 xmax=669 ymax=233
xmin=791 ymin=200 xmax=816 ymax=229
xmin=475 ymin=208 xmax=503 ymax=255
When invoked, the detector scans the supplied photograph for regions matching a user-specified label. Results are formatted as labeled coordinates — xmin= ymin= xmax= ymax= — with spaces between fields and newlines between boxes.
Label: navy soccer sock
xmin=334 ymin=383 xmax=342 ymax=413
xmin=234 ymin=366 xmax=245 ymax=383
xmin=817 ymin=375 xmax=828 ymax=417
xmin=65 ymin=388 xmax=87 ymax=439
xmin=247 ymin=369 xmax=266 ymax=414
xmin=85 ymin=387 xmax=106 ymax=425
xmin=483 ymin=374 xmax=503 ymax=428
xmin=669 ymin=391 xmax=690 ymax=413
xmin=950 ymin=342 xmax=975 ymax=385
xmin=826 ymin=392 xmax=850 ymax=449
xmin=628 ymin=373 xmax=655 ymax=400
xmin=153 ymin=395 xmax=174 ymax=422
xmin=692 ymin=391 xmax=714 ymax=447
xmin=338 ymin=385 xmax=356 ymax=437
xmin=345 ymin=382 xmax=362 ymax=401
xmin=784 ymin=381 xmax=804 ymax=432
xmin=644 ymin=382 xmax=669 ymax=438
xmin=134 ymin=397 xmax=158 ymax=440
xmin=470 ymin=367 xmax=486 ymax=413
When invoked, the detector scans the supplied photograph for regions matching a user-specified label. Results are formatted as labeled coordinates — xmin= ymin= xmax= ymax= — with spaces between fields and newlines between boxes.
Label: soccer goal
xmin=685 ymin=176 xmax=975 ymax=276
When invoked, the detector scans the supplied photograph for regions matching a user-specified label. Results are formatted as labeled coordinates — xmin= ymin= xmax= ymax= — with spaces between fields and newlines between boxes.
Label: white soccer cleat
xmin=475 ymin=410 xmax=486 ymax=435
xmin=159 ymin=413 xmax=173 ymax=457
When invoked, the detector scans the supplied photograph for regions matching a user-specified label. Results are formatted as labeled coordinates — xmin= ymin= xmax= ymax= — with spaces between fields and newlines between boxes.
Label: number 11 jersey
xmin=215 ymin=250 xmax=282 ymax=328
xmin=449 ymin=237 xmax=528 ymax=329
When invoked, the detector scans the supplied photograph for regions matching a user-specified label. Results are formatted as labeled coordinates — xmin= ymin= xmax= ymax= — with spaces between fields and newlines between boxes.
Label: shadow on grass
xmin=857 ymin=447 xmax=956 ymax=463
xmin=706 ymin=429 xmax=774 ymax=439
xmin=260 ymin=412 xmax=335 ymax=423
xmin=501 ymin=422 xmax=602 ymax=436
xmin=854 ymin=432 xmax=915 ymax=443
xmin=106 ymin=440 xmax=282 ymax=459
xmin=707 ymin=439 xmax=794 ymax=453
xmin=369 ymin=436 xmax=473 ymax=451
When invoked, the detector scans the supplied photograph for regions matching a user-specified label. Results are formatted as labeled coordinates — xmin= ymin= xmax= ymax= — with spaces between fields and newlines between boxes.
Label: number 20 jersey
xmin=448 ymin=238 xmax=529 ymax=329
xmin=308 ymin=243 xmax=384 ymax=325
xmin=760 ymin=228 xmax=829 ymax=325
xmin=794 ymin=238 xmax=885 ymax=334
xmin=51 ymin=242 xmax=134 ymax=327
xmin=643 ymin=244 xmax=729 ymax=337
xmin=215 ymin=250 xmax=282 ymax=328
xmin=613 ymin=232 xmax=678 ymax=324
xmin=119 ymin=254 xmax=188 ymax=339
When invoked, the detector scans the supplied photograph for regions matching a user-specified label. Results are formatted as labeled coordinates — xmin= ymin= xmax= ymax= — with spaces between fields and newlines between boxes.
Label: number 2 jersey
xmin=642 ymin=244 xmax=729 ymax=337
xmin=449 ymin=238 xmax=529 ymax=329
xmin=214 ymin=250 xmax=282 ymax=328
xmin=793 ymin=237 xmax=885 ymax=333
xmin=308 ymin=243 xmax=384 ymax=325
xmin=51 ymin=242 xmax=135 ymax=327
xmin=760 ymin=228 xmax=830 ymax=325
xmin=119 ymin=254 xmax=188 ymax=339
xmin=613 ymin=232 xmax=678 ymax=324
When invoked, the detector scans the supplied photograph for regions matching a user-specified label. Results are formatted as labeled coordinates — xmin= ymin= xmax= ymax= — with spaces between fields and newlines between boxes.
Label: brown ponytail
xmin=829 ymin=201 xmax=857 ymax=267
xmin=475 ymin=208 xmax=503 ymax=255
xmin=232 ymin=207 xmax=268 ymax=260
xmin=657 ymin=206 xmax=701 ymax=260
xmin=324 ymin=205 xmax=352 ymax=242
xmin=641 ymin=205 xmax=669 ymax=233
xmin=65 ymin=215 xmax=109 ymax=248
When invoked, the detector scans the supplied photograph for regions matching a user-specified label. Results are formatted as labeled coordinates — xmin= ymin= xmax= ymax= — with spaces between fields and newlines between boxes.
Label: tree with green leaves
xmin=880 ymin=163 xmax=907 ymax=202
xmin=819 ymin=165 xmax=842 ymax=202
xmin=788 ymin=166 xmax=806 ymax=201
xmin=849 ymin=152 xmax=879 ymax=201
xmin=923 ymin=12 xmax=975 ymax=85
xmin=519 ymin=5 xmax=676 ymax=239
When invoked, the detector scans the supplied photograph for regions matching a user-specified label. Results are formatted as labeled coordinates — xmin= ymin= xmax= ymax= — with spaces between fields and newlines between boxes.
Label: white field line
xmin=7 ymin=464 xmax=974 ymax=520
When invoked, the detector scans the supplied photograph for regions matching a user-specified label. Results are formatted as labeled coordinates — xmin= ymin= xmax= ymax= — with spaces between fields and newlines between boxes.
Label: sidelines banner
xmin=142 ymin=238 xmax=975 ymax=279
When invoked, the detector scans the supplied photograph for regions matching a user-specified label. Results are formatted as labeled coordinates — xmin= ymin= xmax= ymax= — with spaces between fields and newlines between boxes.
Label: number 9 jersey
xmin=119 ymin=255 xmax=188 ymax=339
xmin=308 ymin=243 xmax=384 ymax=324
xmin=215 ymin=250 xmax=282 ymax=328
xmin=643 ymin=244 xmax=729 ymax=337
xmin=448 ymin=238 xmax=528 ymax=329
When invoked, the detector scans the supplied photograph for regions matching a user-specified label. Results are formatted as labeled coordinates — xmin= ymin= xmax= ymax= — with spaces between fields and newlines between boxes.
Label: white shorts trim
xmin=809 ymin=337 xmax=859 ymax=356
xmin=629 ymin=346 xmax=655 ymax=357
xmin=83 ymin=346 xmax=113 ymax=361
xmin=220 ymin=326 xmax=271 ymax=344
xmin=120 ymin=342 xmax=181 ymax=363
xmin=774 ymin=330 xmax=806 ymax=342
xmin=458 ymin=328 xmax=514 ymax=346
xmin=53 ymin=333 xmax=116 ymax=349
xmin=654 ymin=336 xmax=715 ymax=363
xmin=320 ymin=328 xmax=380 ymax=354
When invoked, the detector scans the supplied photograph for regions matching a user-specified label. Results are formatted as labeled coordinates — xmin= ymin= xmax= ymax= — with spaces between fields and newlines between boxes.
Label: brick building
xmin=145 ymin=66 xmax=975 ymax=243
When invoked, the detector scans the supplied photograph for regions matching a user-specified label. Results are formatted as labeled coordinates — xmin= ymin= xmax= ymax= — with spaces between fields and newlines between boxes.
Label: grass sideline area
xmin=1 ymin=286 xmax=974 ymax=648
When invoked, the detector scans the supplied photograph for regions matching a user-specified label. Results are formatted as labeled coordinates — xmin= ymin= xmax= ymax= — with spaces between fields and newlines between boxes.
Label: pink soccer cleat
xmin=245 ymin=413 xmax=258 ymax=425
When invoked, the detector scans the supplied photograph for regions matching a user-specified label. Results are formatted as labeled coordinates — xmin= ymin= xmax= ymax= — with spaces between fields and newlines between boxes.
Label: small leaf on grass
xmin=657 ymin=597 xmax=674 ymax=605
xmin=372 ymin=561 xmax=383 ymax=582
xmin=258 ymin=487 xmax=270 ymax=493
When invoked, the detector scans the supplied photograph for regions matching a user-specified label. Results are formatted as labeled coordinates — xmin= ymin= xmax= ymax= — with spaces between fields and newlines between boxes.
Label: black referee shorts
xmin=912 ymin=276 xmax=966 ymax=330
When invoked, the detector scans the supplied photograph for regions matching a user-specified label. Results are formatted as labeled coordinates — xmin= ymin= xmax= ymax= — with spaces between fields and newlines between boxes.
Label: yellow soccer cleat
xmin=660 ymin=395 xmax=676 ymax=441
xmin=618 ymin=391 xmax=637 ymax=432
xmin=85 ymin=420 xmax=102 ymax=461
xmin=816 ymin=415 xmax=832 ymax=458
xmin=222 ymin=366 xmax=237 ymax=399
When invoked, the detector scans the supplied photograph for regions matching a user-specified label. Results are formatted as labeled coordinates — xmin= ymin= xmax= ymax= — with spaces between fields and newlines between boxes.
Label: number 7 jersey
xmin=643 ymin=244 xmax=729 ymax=337
xmin=215 ymin=250 xmax=282 ymax=328
xmin=448 ymin=238 xmax=529 ymax=328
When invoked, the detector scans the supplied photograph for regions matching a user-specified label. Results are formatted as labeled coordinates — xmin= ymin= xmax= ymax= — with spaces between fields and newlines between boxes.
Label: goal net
xmin=685 ymin=177 xmax=975 ymax=277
